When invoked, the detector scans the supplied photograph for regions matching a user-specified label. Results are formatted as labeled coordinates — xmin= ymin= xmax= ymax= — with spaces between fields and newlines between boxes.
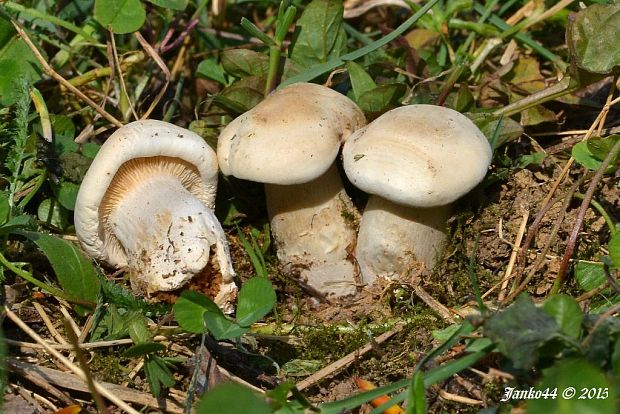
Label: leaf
xmin=55 ymin=181 xmax=80 ymax=211
xmin=219 ymin=77 xmax=265 ymax=113
xmin=146 ymin=0 xmax=187 ymax=10
xmin=37 ymin=198 xmax=69 ymax=230
xmin=50 ymin=115 xmax=77 ymax=154
xmin=174 ymin=291 xmax=248 ymax=339
xmin=174 ymin=290 xmax=216 ymax=333
xmin=483 ymin=295 xmax=562 ymax=369
xmin=0 ymin=192 xmax=9 ymax=225
xmin=408 ymin=371 xmax=425 ymax=414
xmin=127 ymin=312 xmax=151 ymax=343
xmin=144 ymin=355 xmax=176 ymax=397
xmin=236 ymin=278 xmax=277 ymax=327
xmin=517 ymin=152 xmax=546 ymax=168
xmin=0 ymin=37 xmax=43 ymax=106
xmin=529 ymin=359 xmax=616 ymax=414
xmin=197 ymin=58 xmax=228 ymax=85
xmin=468 ymin=113 xmax=523 ymax=149
xmin=94 ymin=0 xmax=146 ymax=34
xmin=0 ymin=215 xmax=32 ymax=235
xmin=196 ymin=383 xmax=272 ymax=414
xmin=543 ymin=295 xmax=583 ymax=339
xmin=575 ymin=261 xmax=607 ymax=291
xmin=123 ymin=342 xmax=166 ymax=358
xmin=357 ymin=83 xmax=406 ymax=113
xmin=204 ymin=311 xmax=248 ymax=340
xmin=15 ymin=231 xmax=99 ymax=307
xmin=221 ymin=49 xmax=269 ymax=78
xmin=346 ymin=61 xmax=375 ymax=101
xmin=567 ymin=3 xmax=620 ymax=75
xmin=290 ymin=0 xmax=346 ymax=68
xmin=572 ymin=135 xmax=620 ymax=172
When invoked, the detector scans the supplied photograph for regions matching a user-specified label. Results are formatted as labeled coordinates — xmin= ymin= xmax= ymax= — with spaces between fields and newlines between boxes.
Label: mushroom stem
xmin=265 ymin=164 xmax=359 ymax=296
xmin=107 ymin=174 xmax=235 ymax=294
xmin=355 ymin=196 xmax=451 ymax=285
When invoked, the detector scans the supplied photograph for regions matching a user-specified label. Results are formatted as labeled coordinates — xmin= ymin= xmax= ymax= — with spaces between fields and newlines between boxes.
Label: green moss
xmin=89 ymin=351 xmax=130 ymax=384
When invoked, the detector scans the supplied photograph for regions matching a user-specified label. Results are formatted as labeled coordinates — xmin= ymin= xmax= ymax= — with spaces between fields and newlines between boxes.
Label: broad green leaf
xmin=146 ymin=0 xmax=187 ymax=10
xmin=0 ymin=192 xmax=9 ymax=225
xmin=94 ymin=0 xmax=146 ymax=34
xmin=357 ymin=83 xmax=406 ymax=113
xmin=0 ymin=215 xmax=32 ymax=235
xmin=529 ymin=359 xmax=616 ymax=414
xmin=221 ymin=49 xmax=269 ymax=78
xmin=37 ymin=198 xmax=69 ymax=230
xmin=15 ymin=231 xmax=100 ymax=306
xmin=567 ymin=3 xmax=620 ymax=75
xmin=82 ymin=143 xmax=100 ymax=159
xmin=174 ymin=291 xmax=248 ymax=339
xmin=174 ymin=290 xmax=217 ymax=333
xmin=50 ymin=115 xmax=77 ymax=154
xmin=197 ymin=58 xmax=228 ymax=85
xmin=236 ymin=277 xmax=276 ymax=327
xmin=197 ymin=383 xmax=272 ymax=414
xmin=290 ymin=0 xmax=346 ymax=68
xmin=123 ymin=342 xmax=166 ymax=358
xmin=543 ymin=294 xmax=583 ymax=339
xmin=572 ymin=135 xmax=620 ymax=172
xmin=0 ymin=37 xmax=43 ymax=106
xmin=484 ymin=295 xmax=562 ymax=369
xmin=575 ymin=261 xmax=606 ymax=291
xmin=56 ymin=181 xmax=80 ymax=211
xmin=609 ymin=232 xmax=620 ymax=269
xmin=204 ymin=311 xmax=248 ymax=340
xmin=0 ymin=15 xmax=15 ymax=48
xmin=219 ymin=77 xmax=265 ymax=113
xmin=128 ymin=313 xmax=151 ymax=343
xmin=468 ymin=113 xmax=523 ymax=149
xmin=346 ymin=61 xmax=375 ymax=101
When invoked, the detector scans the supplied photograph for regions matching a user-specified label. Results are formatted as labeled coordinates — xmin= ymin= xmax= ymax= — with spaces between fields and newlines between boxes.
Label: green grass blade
xmin=279 ymin=0 xmax=440 ymax=87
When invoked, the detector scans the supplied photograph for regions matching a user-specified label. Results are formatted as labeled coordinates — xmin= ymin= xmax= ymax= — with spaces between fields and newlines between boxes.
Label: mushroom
xmin=74 ymin=120 xmax=236 ymax=309
xmin=342 ymin=105 xmax=492 ymax=284
xmin=217 ymin=83 xmax=366 ymax=296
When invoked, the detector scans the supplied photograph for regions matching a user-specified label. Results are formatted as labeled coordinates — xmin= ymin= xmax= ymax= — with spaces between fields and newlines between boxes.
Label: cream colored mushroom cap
xmin=343 ymin=105 xmax=492 ymax=207
xmin=217 ymin=82 xmax=366 ymax=185
xmin=74 ymin=119 xmax=219 ymax=267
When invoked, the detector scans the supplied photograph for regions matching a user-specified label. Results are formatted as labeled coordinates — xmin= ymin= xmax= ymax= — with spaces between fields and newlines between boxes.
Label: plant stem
xmin=555 ymin=138 xmax=620 ymax=293
xmin=2 ymin=2 xmax=98 ymax=43
xmin=265 ymin=45 xmax=281 ymax=96
xmin=0 ymin=251 xmax=69 ymax=300
xmin=492 ymin=76 xmax=580 ymax=117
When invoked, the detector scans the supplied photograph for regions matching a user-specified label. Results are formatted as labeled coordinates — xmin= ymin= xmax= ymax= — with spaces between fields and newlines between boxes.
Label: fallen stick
xmin=295 ymin=324 xmax=403 ymax=391
xmin=8 ymin=359 xmax=184 ymax=413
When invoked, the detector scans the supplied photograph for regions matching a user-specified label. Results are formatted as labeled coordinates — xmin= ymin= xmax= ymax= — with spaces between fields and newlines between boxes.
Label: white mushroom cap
xmin=343 ymin=105 xmax=492 ymax=207
xmin=75 ymin=120 xmax=219 ymax=267
xmin=217 ymin=82 xmax=366 ymax=185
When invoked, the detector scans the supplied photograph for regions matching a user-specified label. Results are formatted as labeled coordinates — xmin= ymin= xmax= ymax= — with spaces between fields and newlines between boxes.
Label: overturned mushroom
xmin=74 ymin=120 xmax=236 ymax=309
xmin=343 ymin=105 xmax=492 ymax=285
xmin=217 ymin=83 xmax=366 ymax=296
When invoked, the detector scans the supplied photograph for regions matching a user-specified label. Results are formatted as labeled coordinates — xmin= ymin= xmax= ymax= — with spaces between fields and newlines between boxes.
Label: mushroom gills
xmin=101 ymin=157 xmax=234 ymax=295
